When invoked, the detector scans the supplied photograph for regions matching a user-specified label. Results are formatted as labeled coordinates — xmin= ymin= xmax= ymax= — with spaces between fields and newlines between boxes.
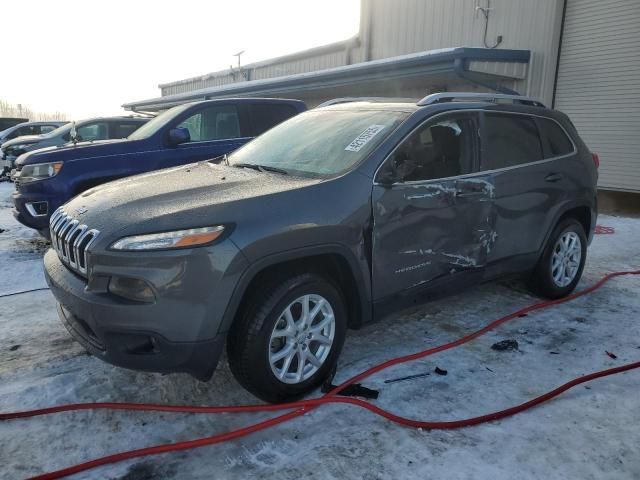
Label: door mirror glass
xmin=168 ymin=127 xmax=191 ymax=146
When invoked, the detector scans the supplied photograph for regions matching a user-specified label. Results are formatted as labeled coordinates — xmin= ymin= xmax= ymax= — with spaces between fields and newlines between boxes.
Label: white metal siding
xmin=331 ymin=0 xmax=564 ymax=103
xmin=159 ymin=0 xmax=565 ymax=104
xmin=554 ymin=0 xmax=640 ymax=192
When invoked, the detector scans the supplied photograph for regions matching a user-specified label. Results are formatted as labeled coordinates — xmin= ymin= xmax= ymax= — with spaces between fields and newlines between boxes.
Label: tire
xmin=227 ymin=273 xmax=347 ymax=403
xmin=529 ymin=218 xmax=587 ymax=299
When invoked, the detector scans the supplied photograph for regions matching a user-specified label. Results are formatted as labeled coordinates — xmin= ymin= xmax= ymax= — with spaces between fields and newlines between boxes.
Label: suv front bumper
xmin=43 ymin=244 xmax=244 ymax=379
xmin=12 ymin=187 xmax=61 ymax=231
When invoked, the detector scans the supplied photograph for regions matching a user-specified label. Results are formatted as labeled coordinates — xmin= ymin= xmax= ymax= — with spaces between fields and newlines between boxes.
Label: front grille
xmin=50 ymin=208 xmax=100 ymax=277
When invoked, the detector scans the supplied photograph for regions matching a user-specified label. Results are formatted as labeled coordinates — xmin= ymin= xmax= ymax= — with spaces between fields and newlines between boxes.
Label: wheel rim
xmin=268 ymin=294 xmax=336 ymax=384
xmin=551 ymin=231 xmax=582 ymax=288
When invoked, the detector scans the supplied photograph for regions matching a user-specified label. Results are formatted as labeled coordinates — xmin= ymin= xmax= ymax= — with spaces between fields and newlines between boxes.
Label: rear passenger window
xmin=536 ymin=117 xmax=574 ymax=158
xmin=249 ymin=104 xmax=297 ymax=135
xmin=483 ymin=113 xmax=543 ymax=170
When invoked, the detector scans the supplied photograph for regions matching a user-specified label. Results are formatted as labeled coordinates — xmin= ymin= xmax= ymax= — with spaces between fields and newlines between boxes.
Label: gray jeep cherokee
xmin=44 ymin=93 xmax=598 ymax=403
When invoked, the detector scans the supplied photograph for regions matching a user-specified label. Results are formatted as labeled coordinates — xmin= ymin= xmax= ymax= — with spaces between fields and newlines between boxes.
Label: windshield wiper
xmin=209 ymin=153 xmax=230 ymax=166
xmin=234 ymin=163 xmax=288 ymax=175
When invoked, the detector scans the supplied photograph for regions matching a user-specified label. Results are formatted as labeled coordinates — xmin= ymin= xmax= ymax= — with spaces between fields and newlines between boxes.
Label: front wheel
xmin=227 ymin=273 xmax=347 ymax=403
xmin=529 ymin=218 xmax=587 ymax=299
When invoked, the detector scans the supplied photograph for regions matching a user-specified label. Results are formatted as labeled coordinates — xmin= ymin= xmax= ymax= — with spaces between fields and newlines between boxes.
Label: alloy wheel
xmin=551 ymin=231 xmax=582 ymax=287
xmin=268 ymin=294 xmax=336 ymax=384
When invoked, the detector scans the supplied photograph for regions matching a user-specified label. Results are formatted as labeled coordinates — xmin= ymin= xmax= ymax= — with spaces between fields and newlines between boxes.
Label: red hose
xmin=2 ymin=270 xmax=639 ymax=480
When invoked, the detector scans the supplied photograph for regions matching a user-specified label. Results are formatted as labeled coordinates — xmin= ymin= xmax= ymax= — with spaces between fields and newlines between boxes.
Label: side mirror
xmin=168 ymin=127 xmax=190 ymax=146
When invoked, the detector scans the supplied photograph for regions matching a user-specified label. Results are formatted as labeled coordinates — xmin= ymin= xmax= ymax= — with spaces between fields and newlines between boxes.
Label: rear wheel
xmin=227 ymin=273 xmax=347 ymax=403
xmin=529 ymin=218 xmax=587 ymax=299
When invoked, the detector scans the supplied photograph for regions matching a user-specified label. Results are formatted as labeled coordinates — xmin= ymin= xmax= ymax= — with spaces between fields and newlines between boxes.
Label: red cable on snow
xmin=594 ymin=225 xmax=615 ymax=235
xmin=2 ymin=270 xmax=639 ymax=480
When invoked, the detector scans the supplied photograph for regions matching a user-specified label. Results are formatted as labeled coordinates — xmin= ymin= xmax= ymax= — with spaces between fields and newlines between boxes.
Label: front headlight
xmin=18 ymin=161 xmax=63 ymax=183
xmin=110 ymin=226 xmax=225 ymax=251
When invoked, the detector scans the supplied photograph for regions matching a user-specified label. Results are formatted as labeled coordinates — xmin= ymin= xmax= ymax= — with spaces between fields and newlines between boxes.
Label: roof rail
xmin=417 ymin=92 xmax=546 ymax=108
xmin=316 ymin=97 xmax=417 ymax=108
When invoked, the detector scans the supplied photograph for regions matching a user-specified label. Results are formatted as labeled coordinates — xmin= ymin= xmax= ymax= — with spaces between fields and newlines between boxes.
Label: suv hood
xmin=15 ymin=138 xmax=136 ymax=167
xmin=62 ymin=162 xmax=320 ymax=239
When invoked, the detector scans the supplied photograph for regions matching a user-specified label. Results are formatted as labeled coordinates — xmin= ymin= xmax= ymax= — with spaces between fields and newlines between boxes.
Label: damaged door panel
xmin=371 ymin=112 xmax=496 ymax=301
xmin=480 ymin=112 xmax=575 ymax=263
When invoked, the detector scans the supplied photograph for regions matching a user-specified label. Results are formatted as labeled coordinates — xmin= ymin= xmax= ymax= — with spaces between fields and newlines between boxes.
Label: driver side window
xmin=177 ymin=105 xmax=240 ymax=142
xmin=385 ymin=113 xmax=478 ymax=183
xmin=76 ymin=122 xmax=108 ymax=141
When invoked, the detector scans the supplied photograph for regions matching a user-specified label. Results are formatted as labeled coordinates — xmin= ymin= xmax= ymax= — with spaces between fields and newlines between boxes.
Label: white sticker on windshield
xmin=345 ymin=125 xmax=386 ymax=152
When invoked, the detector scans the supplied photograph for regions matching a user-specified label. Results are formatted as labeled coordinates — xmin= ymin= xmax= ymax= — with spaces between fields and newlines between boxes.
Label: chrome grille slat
xmin=49 ymin=207 xmax=100 ymax=277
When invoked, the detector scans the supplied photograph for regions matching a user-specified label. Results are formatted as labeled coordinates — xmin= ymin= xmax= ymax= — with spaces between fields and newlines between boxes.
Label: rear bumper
xmin=43 ymin=248 xmax=237 ymax=380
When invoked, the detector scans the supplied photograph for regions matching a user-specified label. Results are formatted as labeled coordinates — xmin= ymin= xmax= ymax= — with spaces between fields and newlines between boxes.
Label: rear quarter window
xmin=249 ymin=103 xmax=299 ymax=136
xmin=482 ymin=113 xmax=544 ymax=170
xmin=535 ymin=117 xmax=575 ymax=158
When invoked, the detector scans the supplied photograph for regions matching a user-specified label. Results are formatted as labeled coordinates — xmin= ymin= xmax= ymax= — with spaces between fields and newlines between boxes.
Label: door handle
xmin=545 ymin=173 xmax=563 ymax=183
xmin=455 ymin=190 xmax=486 ymax=198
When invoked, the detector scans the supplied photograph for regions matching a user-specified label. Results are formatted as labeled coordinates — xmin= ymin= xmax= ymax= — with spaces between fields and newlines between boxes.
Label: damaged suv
xmin=44 ymin=93 xmax=598 ymax=402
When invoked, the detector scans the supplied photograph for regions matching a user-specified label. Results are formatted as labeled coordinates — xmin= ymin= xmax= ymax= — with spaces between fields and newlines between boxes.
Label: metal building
xmin=124 ymin=0 xmax=640 ymax=194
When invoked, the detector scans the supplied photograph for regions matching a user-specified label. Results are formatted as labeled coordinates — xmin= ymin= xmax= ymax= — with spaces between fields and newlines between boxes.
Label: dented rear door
xmin=371 ymin=111 xmax=496 ymax=300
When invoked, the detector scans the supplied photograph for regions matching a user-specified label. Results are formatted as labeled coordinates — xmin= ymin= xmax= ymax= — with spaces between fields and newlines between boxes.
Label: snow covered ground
xmin=1 ymin=181 xmax=639 ymax=480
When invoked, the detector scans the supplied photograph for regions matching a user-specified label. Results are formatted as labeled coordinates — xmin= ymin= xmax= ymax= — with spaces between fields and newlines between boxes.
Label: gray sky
xmin=0 ymin=0 xmax=360 ymax=119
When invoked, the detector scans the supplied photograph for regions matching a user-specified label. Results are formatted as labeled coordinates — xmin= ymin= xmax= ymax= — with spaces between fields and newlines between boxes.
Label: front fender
xmin=218 ymin=243 xmax=372 ymax=333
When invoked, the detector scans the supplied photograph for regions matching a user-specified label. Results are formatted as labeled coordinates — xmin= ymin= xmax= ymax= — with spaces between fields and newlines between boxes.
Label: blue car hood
xmin=15 ymin=138 xmax=146 ymax=167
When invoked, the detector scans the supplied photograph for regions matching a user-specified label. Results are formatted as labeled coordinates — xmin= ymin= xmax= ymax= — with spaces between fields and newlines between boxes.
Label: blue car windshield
xmin=41 ymin=123 xmax=72 ymax=138
xmin=228 ymin=108 xmax=409 ymax=177
xmin=127 ymin=104 xmax=191 ymax=140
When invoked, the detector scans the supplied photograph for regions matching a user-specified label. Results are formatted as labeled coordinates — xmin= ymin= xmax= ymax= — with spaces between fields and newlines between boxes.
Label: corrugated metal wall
xmin=250 ymin=50 xmax=348 ymax=80
xmin=361 ymin=0 xmax=564 ymax=104
xmin=554 ymin=0 xmax=640 ymax=193
xmin=160 ymin=0 xmax=564 ymax=103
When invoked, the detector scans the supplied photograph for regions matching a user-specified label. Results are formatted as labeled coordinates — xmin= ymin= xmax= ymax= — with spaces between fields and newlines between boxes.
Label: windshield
xmin=228 ymin=109 xmax=408 ymax=177
xmin=41 ymin=122 xmax=72 ymax=138
xmin=127 ymin=104 xmax=190 ymax=140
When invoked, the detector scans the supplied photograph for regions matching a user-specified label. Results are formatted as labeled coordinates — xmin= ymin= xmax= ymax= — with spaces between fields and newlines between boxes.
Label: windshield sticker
xmin=345 ymin=125 xmax=386 ymax=152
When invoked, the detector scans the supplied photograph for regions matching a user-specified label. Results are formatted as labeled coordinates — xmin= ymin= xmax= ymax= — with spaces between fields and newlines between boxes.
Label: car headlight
xmin=110 ymin=226 xmax=225 ymax=251
xmin=18 ymin=161 xmax=63 ymax=183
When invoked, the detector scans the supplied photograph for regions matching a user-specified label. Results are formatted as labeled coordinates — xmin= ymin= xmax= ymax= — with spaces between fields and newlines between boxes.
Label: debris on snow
xmin=491 ymin=339 xmax=519 ymax=351
xmin=384 ymin=372 xmax=431 ymax=384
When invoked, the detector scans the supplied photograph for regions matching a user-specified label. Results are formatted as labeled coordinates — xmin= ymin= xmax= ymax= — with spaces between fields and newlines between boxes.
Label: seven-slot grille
xmin=49 ymin=208 xmax=100 ymax=277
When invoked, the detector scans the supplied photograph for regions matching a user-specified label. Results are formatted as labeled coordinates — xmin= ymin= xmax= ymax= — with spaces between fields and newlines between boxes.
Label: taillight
xmin=592 ymin=153 xmax=600 ymax=168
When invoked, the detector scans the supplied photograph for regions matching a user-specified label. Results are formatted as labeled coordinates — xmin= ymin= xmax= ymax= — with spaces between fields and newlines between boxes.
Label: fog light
xmin=108 ymin=276 xmax=155 ymax=303
xmin=25 ymin=201 xmax=48 ymax=217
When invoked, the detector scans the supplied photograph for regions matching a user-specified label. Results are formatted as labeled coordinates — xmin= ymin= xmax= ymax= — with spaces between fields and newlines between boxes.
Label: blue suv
xmin=12 ymin=98 xmax=306 ymax=235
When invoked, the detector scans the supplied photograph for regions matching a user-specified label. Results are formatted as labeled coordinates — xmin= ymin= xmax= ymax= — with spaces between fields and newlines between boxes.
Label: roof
xmin=158 ymin=37 xmax=360 ymax=90
xmin=123 ymin=47 xmax=530 ymax=112
xmin=317 ymin=101 xmax=419 ymax=113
